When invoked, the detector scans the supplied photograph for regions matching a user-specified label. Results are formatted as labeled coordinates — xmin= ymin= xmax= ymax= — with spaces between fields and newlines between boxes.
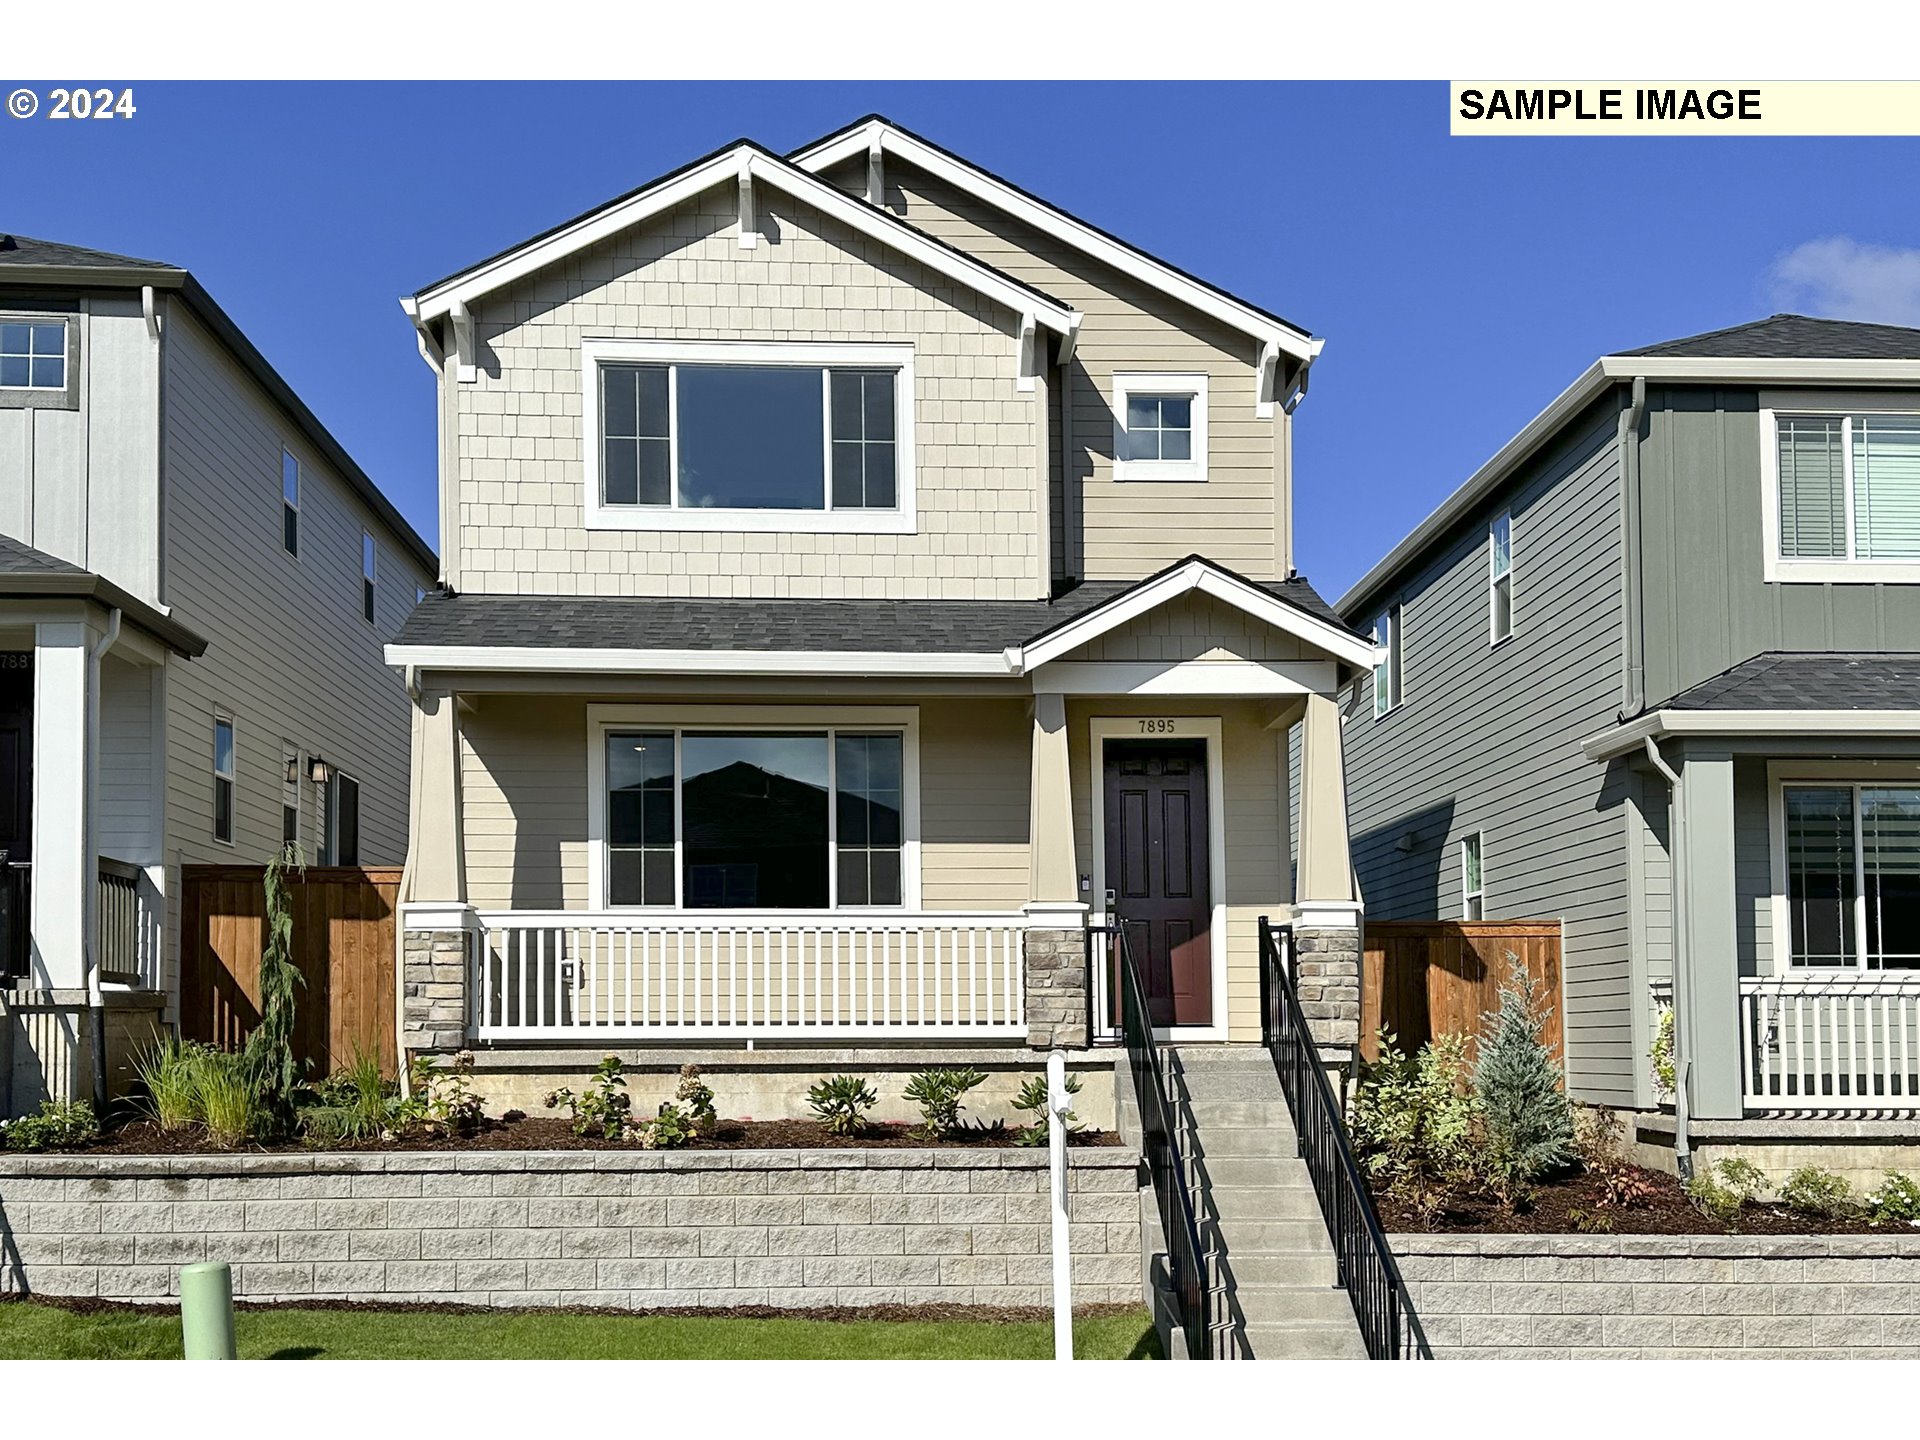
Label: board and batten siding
xmin=456 ymin=696 xmax=1032 ymax=914
xmin=1343 ymin=398 xmax=1636 ymax=1103
xmin=818 ymin=155 xmax=1288 ymax=585
xmin=451 ymin=185 xmax=1042 ymax=601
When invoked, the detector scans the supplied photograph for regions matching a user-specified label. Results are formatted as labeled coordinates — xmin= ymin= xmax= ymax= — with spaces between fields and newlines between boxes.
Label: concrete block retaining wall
xmin=1395 ymin=1231 xmax=1920 ymax=1359
xmin=0 ymin=1147 xmax=1143 ymax=1311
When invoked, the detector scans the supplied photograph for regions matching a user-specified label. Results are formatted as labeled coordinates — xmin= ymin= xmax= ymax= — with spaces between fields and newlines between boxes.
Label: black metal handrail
xmin=1092 ymin=922 xmax=1212 ymax=1360
xmin=1258 ymin=915 xmax=1431 ymax=1360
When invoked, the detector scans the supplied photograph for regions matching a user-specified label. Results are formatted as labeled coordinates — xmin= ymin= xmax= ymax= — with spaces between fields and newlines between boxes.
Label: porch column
xmin=30 ymin=619 xmax=95 ymax=991
xmin=1293 ymin=690 xmax=1361 ymax=1056
xmin=400 ymin=689 xmax=470 ymax=1055
xmin=404 ymin=690 xmax=465 ymax=904
xmin=1024 ymin=692 xmax=1088 ymax=1048
xmin=1674 ymin=749 xmax=1743 ymax=1120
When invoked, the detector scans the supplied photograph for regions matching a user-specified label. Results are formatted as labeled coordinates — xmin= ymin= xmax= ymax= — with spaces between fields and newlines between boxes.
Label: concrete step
xmin=1215 ymin=1249 xmax=1341 ymax=1288
xmin=1166 ymin=1045 xmax=1275 ymax=1069
xmin=1242 ymin=1320 xmax=1370 ymax=1361
xmin=1192 ymin=1155 xmax=1312 ymax=1188
xmin=1206 ymin=1217 xmax=1335 ymax=1251
xmin=1201 ymin=1181 xmax=1325 ymax=1221
xmin=1185 ymin=1124 xmax=1301 ymax=1158
xmin=1216 ymin=1283 xmax=1356 ymax=1326
xmin=1169 ymin=1070 xmax=1288 ymax=1103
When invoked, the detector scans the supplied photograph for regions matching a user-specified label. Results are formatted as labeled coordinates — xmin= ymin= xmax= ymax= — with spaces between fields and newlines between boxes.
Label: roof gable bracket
xmin=1256 ymin=340 xmax=1280 ymax=418
xmin=1018 ymin=313 xmax=1038 ymax=392
xmin=866 ymin=125 xmax=885 ymax=206
xmin=450 ymin=298 xmax=477 ymax=385
xmin=737 ymin=160 xmax=759 ymax=250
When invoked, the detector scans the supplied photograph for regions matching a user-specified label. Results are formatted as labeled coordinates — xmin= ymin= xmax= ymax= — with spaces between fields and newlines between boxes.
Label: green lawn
xmin=0 ymin=1300 xmax=1161 ymax=1360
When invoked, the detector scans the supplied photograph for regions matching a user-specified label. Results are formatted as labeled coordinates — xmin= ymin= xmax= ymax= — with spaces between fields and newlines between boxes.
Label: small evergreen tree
xmin=1473 ymin=954 xmax=1573 ymax=1207
xmin=243 ymin=844 xmax=305 ymax=1136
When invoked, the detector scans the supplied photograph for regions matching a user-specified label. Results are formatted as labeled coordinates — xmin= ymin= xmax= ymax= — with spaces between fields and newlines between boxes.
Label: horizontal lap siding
xmin=1059 ymin=591 xmax=1310 ymax=664
xmin=1344 ymin=400 xmax=1634 ymax=1102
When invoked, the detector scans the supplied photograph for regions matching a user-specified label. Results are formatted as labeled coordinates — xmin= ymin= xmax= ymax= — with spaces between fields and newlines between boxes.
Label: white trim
xmin=1767 ymin=759 xmax=1920 ymax=976
xmin=1291 ymin=899 xmax=1363 ymax=929
xmin=580 ymin=338 xmax=918 ymax=535
xmin=401 ymin=901 xmax=480 ymax=932
xmin=1584 ymin=708 xmax=1920 ymax=762
xmin=1111 ymin=373 xmax=1209 ymax=482
xmin=584 ymin=703 xmax=921 ymax=914
xmin=1031 ymin=659 xmax=1338 ymax=697
xmin=1087 ymin=715 xmax=1229 ymax=1042
xmin=789 ymin=122 xmax=1318 ymax=364
xmin=411 ymin=145 xmax=1078 ymax=338
xmin=1488 ymin=510 xmax=1514 ymax=646
xmin=385 ymin=644 xmax=1014 ymax=678
xmin=211 ymin=709 xmax=235 ymax=847
xmin=1461 ymin=830 xmax=1485 ymax=922
xmin=1020 ymin=558 xmax=1375 ymax=671
xmin=1760 ymin=402 xmax=1920 ymax=583
xmin=1371 ymin=605 xmax=1400 ymax=719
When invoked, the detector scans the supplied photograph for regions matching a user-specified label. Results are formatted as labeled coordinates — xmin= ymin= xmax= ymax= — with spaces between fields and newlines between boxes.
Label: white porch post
xmin=403 ymin=689 xmax=465 ymax=904
xmin=399 ymin=688 xmax=470 ymax=1056
xmin=30 ymin=619 xmax=96 ymax=991
xmin=1025 ymin=692 xmax=1088 ymax=1047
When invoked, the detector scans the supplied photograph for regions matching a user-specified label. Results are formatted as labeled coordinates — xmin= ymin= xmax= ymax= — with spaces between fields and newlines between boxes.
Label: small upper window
xmin=361 ymin=532 xmax=377 ymax=624
xmin=325 ymin=771 xmax=361 ymax=867
xmin=1777 ymin=411 xmax=1920 ymax=564
xmin=0 ymin=322 xmax=65 ymax=390
xmin=282 ymin=450 xmax=301 ymax=557
xmin=1373 ymin=604 xmax=1402 ymax=718
xmin=1113 ymin=374 xmax=1208 ymax=481
xmin=1462 ymin=832 xmax=1485 ymax=921
xmin=1489 ymin=512 xmax=1514 ymax=645
xmin=213 ymin=715 xmax=236 ymax=845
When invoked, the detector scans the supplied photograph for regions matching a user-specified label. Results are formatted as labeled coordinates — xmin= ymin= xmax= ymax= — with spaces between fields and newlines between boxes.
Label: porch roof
xmin=0 ymin=534 xmax=206 ymax=656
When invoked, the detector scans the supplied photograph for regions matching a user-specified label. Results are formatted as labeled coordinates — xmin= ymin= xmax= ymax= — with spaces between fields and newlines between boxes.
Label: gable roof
xmin=787 ymin=114 xmax=1320 ymax=364
xmin=0 ymin=533 xmax=206 ymax=656
xmin=0 ymin=234 xmax=437 ymax=575
xmin=1622 ymin=313 xmax=1920 ymax=360
xmin=405 ymin=137 xmax=1078 ymax=335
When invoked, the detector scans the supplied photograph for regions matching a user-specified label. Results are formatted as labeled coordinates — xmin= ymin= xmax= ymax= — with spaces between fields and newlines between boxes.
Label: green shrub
xmin=1012 ymin=1072 xmax=1083 ymax=1146
xmin=135 ymin=1035 xmax=211 ymax=1132
xmin=636 ymin=1102 xmax=697 ymax=1150
xmin=0 ymin=1099 xmax=99 ymax=1152
xmin=1650 ymin=1005 xmax=1676 ymax=1101
xmin=545 ymin=1053 xmax=630 ymax=1140
xmin=407 ymin=1051 xmax=485 ymax=1138
xmin=1351 ymin=1029 xmax=1480 ymax=1216
xmin=299 ymin=1046 xmax=393 ymax=1144
xmin=1685 ymin=1157 xmax=1768 ymax=1230
xmin=904 ymin=1067 xmax=986 ymax=1140
xmin=1572 ymin=1105 xmax=1625 ymax=1172
xmin=241 ymin=845 xmax=306 ymax=1137
xmin=676 ymin=1064 xmax=716 ymax=1137
xmin=808 ymin=1074 xmax=879 ymax=1137
xmin=192 ymin=1050 xmax=257 ymax=1148
xmin=1474 ymin=957 xmax=1574 ymax=1207
xmin=1864 ymin=1171 xmax=1920 ymax=1226
xmin=1779 ymin=1164 xmax=1856 ymax=1219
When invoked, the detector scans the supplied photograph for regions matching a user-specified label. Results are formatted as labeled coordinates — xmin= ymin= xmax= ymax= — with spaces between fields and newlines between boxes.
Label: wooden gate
xmin=1360 ymin=920 xmax=1562 ymax=1064
xmin=179 ymin=865 xmax=402 ymax=1075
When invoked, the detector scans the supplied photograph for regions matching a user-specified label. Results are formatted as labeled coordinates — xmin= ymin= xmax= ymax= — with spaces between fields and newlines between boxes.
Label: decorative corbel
xmin=1256 ymin=339 xmax=1280 ymax=418
xmin=1017 ymin=313 xmax=1038 ymax=392
xmin=449 ymin=297 xmax=477 ymax=384
xmin=738 ymin=160 xmax=759 ymax=250
xmin=865 ymin=125 xmax=886 ymax=207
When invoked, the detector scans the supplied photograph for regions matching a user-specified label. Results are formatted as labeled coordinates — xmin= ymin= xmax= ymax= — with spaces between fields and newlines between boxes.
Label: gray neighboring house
xmin=1340 ymin=314 xmax=1920 ymax=1178
xmin=0 ymin=234 xmax=436 ymax=1116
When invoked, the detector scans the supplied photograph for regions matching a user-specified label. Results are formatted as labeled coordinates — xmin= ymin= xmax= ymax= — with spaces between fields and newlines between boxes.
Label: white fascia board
xmin=791 ymin=125 xmax=1317 ymax=363
xmin=1599 ymin=356 xmax=1920 ymax=385
xmin=410 ymin=146 xmax=1077 ymax=336
xmin=1019 ymin=559 xmax=1374 ymax=671
xmin=1581 ymin=707 xmax=1920 ymax=762
xmin=385 ymin=644 xmax=1018 ymax=679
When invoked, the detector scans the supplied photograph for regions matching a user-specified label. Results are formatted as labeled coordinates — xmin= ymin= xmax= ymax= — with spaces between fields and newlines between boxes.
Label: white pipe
xmin=1048 ymin=1049 xmax=1073 ymax=1361
xmin=1643 ymin=735 xmax=1692 ymax=1178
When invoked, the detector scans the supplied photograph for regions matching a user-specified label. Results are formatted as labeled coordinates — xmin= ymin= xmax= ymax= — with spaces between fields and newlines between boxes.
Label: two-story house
xmin=1341 ymin=314 xmax=1920 ymax=1180
xmin=0 ymin=235 xmax=436 ymax=1116
xmin=387 ymin=117 xmax=1376 ymax=1129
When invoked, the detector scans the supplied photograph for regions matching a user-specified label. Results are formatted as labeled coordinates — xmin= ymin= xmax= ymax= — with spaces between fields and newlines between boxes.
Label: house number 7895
xmin=1136 ymin=719 xmax=1179 ymax=734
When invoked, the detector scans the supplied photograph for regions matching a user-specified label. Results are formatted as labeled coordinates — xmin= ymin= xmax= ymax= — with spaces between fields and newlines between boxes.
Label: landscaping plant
xmin=0 ymin=1099 xmax=99 ymax=1152
xmin=903 ymin=1067 xmax=986 ymax=1140
xmin=242 ymin=844 xmax=306 ymax=1137
xmin=546 ymin=1053 xmax=632 ymax=1141
xmin=1012 ymin=1072 xmax=1082 ymax=1146
xmin=636 ymin=1102 xmax=697 ymax=1150
xmin=191 ymin=1050 xmax=257 ymax=1149
xmin=1864 ymin=1171 xmax=1920 ymax=1226
xmin=1778 ymin=1164 xmax=1856 ymax=1219
xmin=1571 ymin=1105 xmax=1625 ymax=1171
xmin=1350 ymin=1029 xmax=1480 ymax=1219
xmin=676 ymin=1064 xmax=717 ymax=1137
xmin=1473 ymin=957 xmax=1574 ymax=1208
xmin=807 ymin=1074 xmax=878 ymax=1137
xmin=1684 ymin=1157 xmax=1768 ymax=1230
xmin=298 ymin=1045 xmax=394 ymax=1144
xmin=1650 ymin=1004 xmax=1676 ymax=1102
xmin=135 ymin=1034 xmax=211 ymax=1132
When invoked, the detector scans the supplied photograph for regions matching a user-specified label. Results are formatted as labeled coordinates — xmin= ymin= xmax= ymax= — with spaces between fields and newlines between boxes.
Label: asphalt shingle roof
xmin=0 ymin=233 xmax=178 ymax=272
xmin=0 ymin=532 xmax=90 ymax=576
xmin=1622 ymin=313 xmax=1920 ymax=361
xmin=1664 ymin=652 xmax=1920 ymax=712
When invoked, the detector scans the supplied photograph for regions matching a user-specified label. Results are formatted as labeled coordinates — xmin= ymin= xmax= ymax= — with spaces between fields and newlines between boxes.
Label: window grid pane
xmin=1786 ymin=786 xmax=1858 ymax=967
xmin=608 ymin=732 xmax=676 ymax=906
xmin=1125 ymin=393 xmax=1194 ymax=464
xmin=1854 ymin=417 xmax=1920 ymax=560
xmin=601 ymin=364 xmax=670 ymax=508
xmin=1778 ymin=416 xmax=1846 ymax=559
xmin=835 ymin=733 xmax=904 ymax=907
xmin=828 ymin=370 xmax=897 ymax=510
xmin=0 ymin=321 xmax=64 ymax=389
xmin=1863 ymin=787 xmax=1920 ymax=969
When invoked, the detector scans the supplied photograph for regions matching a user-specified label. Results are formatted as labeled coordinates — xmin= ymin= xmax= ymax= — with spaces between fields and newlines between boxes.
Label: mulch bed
xmin=1372 ymin=1164 xmax=1905 ymax=1236
xmin=39 ymin=1115 xmax=1123 ymax=1158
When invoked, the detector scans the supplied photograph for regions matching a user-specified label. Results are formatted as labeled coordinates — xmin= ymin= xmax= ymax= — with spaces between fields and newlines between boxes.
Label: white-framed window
xmin=1462 ymin=832 xmax=1485 ymax=921
xmin=581 ymin=340 xmax=916 ymax=534
xmin=1778 ymin=779 xmax=1920 ymax=970
xmin=1112 ymin=373 xmax=1208 ymax=482
xmin=281 ymin=743 xmax=302 ymax=852
xmin=1489 ymin=511 xmax=1513 ymax=645
xmin=1765 ymin=406 xmax=1920 ymax=581
xmin=212 ymin=713 xmax=235 ymax=845
xmin=586 ymin=705 xmax=920 ymax=911
xmin=323 ymin=770 xmax=360 ymax=866
xmin=361 ymin=532 xmax=377 ymax=625
xmin=281 ymin=449 xmax=301 ymax=557
xmin=1372 ymin=604 xmax=1402 ymax=718
xmin=0 ymin=320 xmax=66 ymax=390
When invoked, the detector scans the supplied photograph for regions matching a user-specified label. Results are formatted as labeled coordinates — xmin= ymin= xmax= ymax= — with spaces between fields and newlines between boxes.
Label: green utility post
xmin=180 ymin=1262 xmax=237 ymax=1359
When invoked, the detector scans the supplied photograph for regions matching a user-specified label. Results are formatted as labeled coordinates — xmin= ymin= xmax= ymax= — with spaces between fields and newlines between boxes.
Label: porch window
xmin=1776 ymin=412 xmax=1920 ymax=563
xmin=600 ymin=726 xmax=905 ymax=910
xmin=1785 ymin=783 xmax=1920 ymax=969
xmin=212 ymin=715 xmax=235 ymax=844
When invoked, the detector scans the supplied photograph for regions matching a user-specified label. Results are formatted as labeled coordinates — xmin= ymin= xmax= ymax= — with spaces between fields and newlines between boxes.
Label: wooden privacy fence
xmin=179 ymin=865 xmax=401 ymax=1075
xmin=1360 ymin=921 xmax=1563 ymax=1064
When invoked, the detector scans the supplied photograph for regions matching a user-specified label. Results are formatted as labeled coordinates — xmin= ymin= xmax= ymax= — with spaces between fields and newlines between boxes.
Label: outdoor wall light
xmin=307 ymin=756 xmax=334 ymax=785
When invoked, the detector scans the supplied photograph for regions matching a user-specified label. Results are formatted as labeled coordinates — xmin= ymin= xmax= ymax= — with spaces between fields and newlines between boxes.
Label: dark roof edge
xmin=0 ymin=573 xmax=207 ymax=656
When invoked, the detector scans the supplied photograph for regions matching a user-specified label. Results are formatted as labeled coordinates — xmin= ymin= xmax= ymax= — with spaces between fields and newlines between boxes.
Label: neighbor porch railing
xmin=467 ymin=911 xmax=1029 ymax=1041
xmin=96 ymin=857 xmax=161 ymax=990
xmin=1741 ymin=973 xmax=1920 ymax=1110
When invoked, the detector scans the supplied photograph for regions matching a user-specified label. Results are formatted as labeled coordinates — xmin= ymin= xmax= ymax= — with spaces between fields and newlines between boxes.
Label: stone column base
xmin=1294 ymin=925 xmax=1361 ymax=1056
xmin=401 ymin=928 xmax=470 ymax=1053
xmin=1024 ymin=927 xmax=1090 ymax=1050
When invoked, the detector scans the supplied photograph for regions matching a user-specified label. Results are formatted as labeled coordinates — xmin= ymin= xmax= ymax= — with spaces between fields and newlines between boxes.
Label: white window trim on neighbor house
xmin=1086 ymin=714 xmax=1229 ymax=1043
xmin=1111 ymin=372 xmax=1209 ymax=482
xmin=282 ymin=449 xmax=301 ymax=559
xmin=579 ymin=339 xmax=918 ymax=535
xmin=212 ymin=711 xmax=236 ymax=846
xmin=1489 ymin=510 xmax=1514 ymax=646
xmin=1766 ymin=758 xmax=1920 ymax=975
xmin=362 ymin=532 xmax=377 ymax=625
xmin=1462 ymin=831 xmax=1485 ymax=921
xmin=1372 ymin=603 xmax=1401 ymax=719
xmin=584 ymin=703 xmax=924 ymax=913
xmin=1760 ymin=392 xmax=1920 ymax=584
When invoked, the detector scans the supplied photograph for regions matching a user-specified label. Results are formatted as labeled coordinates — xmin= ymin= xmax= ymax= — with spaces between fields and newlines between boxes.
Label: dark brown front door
xmin=1103 ymin=738 xmax=1212 ymax=1028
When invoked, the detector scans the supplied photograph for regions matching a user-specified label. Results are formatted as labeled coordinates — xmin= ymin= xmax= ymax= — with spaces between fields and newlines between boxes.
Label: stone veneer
xmin=1395 ymin=1231 xmax=1920 ymax=1359
xmin=0 ymin=1147 xmax=1142 ymax=1310
xmin=401 ymin=929 xmax=468 ymax=1053
xmin=1024 ymin=928 xmax=1089 ymax=1050
xmin=1294 ymin=926 xmax=1360 ymax=1053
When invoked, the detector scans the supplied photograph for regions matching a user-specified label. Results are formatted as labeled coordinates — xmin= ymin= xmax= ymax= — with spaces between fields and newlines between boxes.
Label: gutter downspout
xmin=1643 ymin=734 xmax=1691 ymax=1179
xmin=86 ymin=607 xmax=122 ymax=1114
xmin=1617 ymin=377 xmax=1648 ymax=720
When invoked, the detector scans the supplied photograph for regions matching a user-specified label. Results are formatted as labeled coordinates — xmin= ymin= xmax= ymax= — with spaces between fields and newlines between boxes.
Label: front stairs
xmin=1122 ymin=1045 xmax=1367 ymax=1359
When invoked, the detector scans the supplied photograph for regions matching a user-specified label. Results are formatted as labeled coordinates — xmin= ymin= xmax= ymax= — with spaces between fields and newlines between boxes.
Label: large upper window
xmin=1113 ymin=373 xmax=1208 ymax=482
xmin=583 ymin=341 xmax=914 ymax=533
xmin=597 ymin=717 xmax=911 ymax=910
xmin=1784 ymin=783 xmax=1920 ymax=970
xmin=1772 ymin=410 xmax=1920 ymax=576
xmin=0 ymin=321 xmax=66 ymax=390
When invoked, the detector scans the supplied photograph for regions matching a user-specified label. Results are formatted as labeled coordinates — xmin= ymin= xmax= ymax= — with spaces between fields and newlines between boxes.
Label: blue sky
xmin=7 ymin=80 xmax=1920 ymax=601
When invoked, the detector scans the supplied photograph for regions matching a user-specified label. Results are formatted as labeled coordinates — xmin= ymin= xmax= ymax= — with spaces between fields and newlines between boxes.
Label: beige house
xmin=390 ymin=118 xmax=1372 ymax=1120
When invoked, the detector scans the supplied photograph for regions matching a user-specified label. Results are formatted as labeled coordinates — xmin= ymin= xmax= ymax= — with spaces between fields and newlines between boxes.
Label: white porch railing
xmin=469 ymin=911 xmax=1030 ymax=1041
xmin=1741 ymin=974 xmax=1920 ymax=1110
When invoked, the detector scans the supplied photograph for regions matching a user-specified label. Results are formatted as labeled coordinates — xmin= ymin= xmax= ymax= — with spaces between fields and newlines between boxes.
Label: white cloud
xmin=1766 ymin=236 xmax=1920 ymax=327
